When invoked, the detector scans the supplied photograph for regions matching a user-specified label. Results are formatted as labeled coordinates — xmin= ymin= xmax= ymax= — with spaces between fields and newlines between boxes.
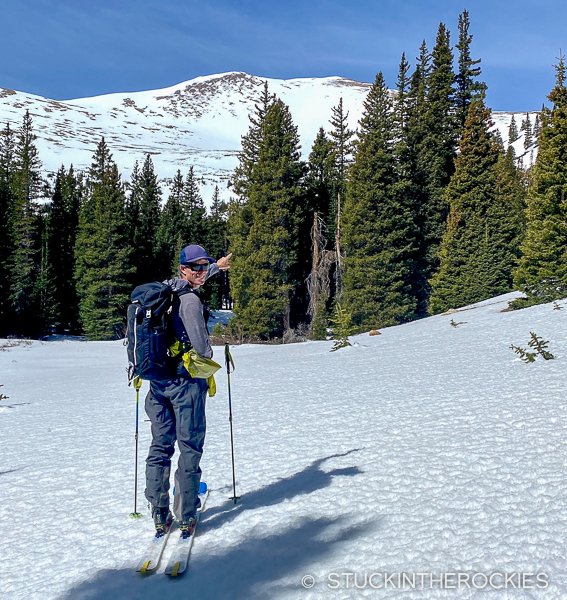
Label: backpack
xmin=126 ymin=281 xmax=193 ymax=382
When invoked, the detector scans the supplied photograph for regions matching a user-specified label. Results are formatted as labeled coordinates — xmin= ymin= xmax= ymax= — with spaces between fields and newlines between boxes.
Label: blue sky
xmin=1 ymin=0 xmax=565 ymax=110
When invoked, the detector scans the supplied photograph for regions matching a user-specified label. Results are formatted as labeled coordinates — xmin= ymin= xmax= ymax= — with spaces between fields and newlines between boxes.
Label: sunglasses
xmin=184 ymin=262 xmax=210 ymax=273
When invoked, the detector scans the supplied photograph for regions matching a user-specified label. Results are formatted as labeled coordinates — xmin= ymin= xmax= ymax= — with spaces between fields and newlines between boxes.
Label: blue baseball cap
xmin=179 ymin=245 xmax=215 ymax=265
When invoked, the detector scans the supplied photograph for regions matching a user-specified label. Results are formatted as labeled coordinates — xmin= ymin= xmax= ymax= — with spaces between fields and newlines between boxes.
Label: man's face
xmin=180 ymin=259 xmax=209 ymax=288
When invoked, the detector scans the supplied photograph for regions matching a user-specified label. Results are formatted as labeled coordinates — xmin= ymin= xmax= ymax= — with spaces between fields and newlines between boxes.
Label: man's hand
xmin=216 ymin=253 xmax=232 ymax=271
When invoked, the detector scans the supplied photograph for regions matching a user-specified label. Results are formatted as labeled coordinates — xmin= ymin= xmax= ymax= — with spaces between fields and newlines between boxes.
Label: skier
xmin=144 ymin=244 xmax=231 ymax=539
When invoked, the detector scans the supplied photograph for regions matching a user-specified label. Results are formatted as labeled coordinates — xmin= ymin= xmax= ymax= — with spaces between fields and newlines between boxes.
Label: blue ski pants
xmin=144 ymin=375 xmax=208 ymax=521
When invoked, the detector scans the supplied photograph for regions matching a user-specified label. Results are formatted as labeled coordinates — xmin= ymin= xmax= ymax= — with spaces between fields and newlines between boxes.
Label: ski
xmin=136 ymin=518 xmax=176 ymax=573
xmin=164 ymin=487 xmax=209 ymax=576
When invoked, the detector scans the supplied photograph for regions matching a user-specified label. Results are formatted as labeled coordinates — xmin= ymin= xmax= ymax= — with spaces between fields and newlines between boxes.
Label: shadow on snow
xmin=59 ymin=450 xmax=377 ymax=600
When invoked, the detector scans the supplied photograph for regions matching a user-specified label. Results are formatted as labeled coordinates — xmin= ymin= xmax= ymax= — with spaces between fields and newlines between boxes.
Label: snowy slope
xmin=1 ymin=292 xmax=566 ymax=599
xmin=0 ymin=73 xmax=536 ymax=204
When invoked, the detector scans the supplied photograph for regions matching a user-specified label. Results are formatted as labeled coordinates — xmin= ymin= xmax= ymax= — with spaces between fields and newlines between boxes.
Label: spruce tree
xmin=305 ymin=128 xmax=334 ymax=220
xmin=9 ymin=111 xmax=43 ymax=336
xmin=508 ymin=114 xmax=519 ymax=143
xmin=342 ymin=72 xmax=418 ymax=330
xmin=429 ymin=99 xmax=520 ymax=313
xmin=45 ymin=166 xmax=82 ymax=332
xmin=0 ymin=124 xmax=15 ymax=335
xmin=513 ymin=57 xmax=567 ymax=304
xmin=156 ymin=169 xmax=188 ymax=277
xmin=75 ymin=138 xmax=134 ymax=339
xmin=521 ymin=113 xmax=533 ymax=149
xmin=454 ymin=10 xmax=486 ymax=133
xmin=184 ymin=167 xmax=207 ymax=247
xmin=233 ymin=82 xmax=276 ymax=198
xmin=203 ymin=185 xmax=228 ymax=309
xmin=533 ymin=113 xmax=542 ymax=141
xmin=133 ymin=154 xmax=161 ymax=282
xmin=228 ymin=98 xmax=304 ymax=338
xmin=418 ymin=23 xmax=458 ymax=289
xmin=402 ymin=45 xmax=431 ymax=316
xmin=328 ymin=97 xmax=354 ymax=234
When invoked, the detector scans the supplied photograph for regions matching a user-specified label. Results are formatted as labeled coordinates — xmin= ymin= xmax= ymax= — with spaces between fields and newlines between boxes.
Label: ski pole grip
xmin=224 ymin=343 xmax=235 ymax=373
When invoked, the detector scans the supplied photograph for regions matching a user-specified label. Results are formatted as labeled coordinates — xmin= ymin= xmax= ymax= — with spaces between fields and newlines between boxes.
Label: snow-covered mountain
xmin=1 ymin=292 xmax=566 ymax=599
xmin=0 ymin=72 xmax=538 ymax=204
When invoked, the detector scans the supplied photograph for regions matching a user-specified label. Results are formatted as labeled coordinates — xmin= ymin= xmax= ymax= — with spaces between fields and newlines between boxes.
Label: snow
xmin=1 ymin=292 xmax=566 ymax=599
xmin=0 ymin=72 xmax=536 ymax=204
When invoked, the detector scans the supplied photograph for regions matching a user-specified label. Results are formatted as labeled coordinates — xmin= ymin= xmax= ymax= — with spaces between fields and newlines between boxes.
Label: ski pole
xmin=225 ymin=343 xmax=240 ymax=504
xmin=130 ymin=377 xmax=143 ymax=518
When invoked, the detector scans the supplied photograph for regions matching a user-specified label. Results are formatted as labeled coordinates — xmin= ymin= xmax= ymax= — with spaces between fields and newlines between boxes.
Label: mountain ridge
xmin=0 ymin=71 xmax=535 ymax=203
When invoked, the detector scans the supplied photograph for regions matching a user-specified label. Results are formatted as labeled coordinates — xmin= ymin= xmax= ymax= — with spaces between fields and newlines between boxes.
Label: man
xmin=144 ymin=244 xmax=231 ymax=538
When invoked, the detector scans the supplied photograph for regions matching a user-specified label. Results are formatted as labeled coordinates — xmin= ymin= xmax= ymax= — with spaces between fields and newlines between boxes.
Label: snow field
xmin=1 ymin=292 xmax=566 ymax=599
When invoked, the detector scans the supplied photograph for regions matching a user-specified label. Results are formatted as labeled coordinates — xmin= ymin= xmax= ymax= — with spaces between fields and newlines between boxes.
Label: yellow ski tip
xmin=171 ymin=562 xmax=180 ymax=577
xmin=139 ymin=560 xmax=150 ymax=572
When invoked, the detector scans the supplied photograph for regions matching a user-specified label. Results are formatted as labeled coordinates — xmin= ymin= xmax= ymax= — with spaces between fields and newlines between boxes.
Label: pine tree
xmin=233 ymin=81 xmax=276 ymax=198
xmin=45 ymin=166 xmax=82 ymax=332
xmin=513 ymin=57 xmax=567 ymax=305
xmin=9 ymin=111 xmax=44 ymax=336
xmin=495 ymin=144 xmax=527 ymax=266
xmin=328 ymin=97 xmax=354 ymax=233
xmin=184 ymin=167 xmax=206 ymax=247
xmin=133 ymin=154 xmax=161 ymax=282
xmin=342 ymin=72 xmax=418 ymax=330
xmin=156 ymin=169 xmax=188 ymax=277
xmin=508 ymin=115 xmax=519 ymax=143
xmin=75 ymin=138 xmax=134 ymax=339
xmin=228 ymin=98 xmax=304 ymax=338
xmin=125 ymin=160 xmax=141 ymax=244
xmin=533 ymin=113 xmax=542 ymax=141
xmin=454 ymin=10 xmax=486 ymax=134
xmin=203 ymin=185 xmax=228 ymax=309
xmin=418 ymin=23 xmax=458 ymax=289
xmin=521 ymin=113 xmax=533 ymax=149
xmin=305 ymin=128 xmax=334 ymax=220
xmin=401 ymin=44 xmax=431 ymax=316
xmin=0 ymin=124 xmax=15 ymax=335
xmin=429 ymin=99 xmax=521 ymax=313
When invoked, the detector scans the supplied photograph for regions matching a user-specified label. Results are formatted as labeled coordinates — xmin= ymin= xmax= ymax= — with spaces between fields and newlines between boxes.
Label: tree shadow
xmin=202 ymin=449 xmax=363 ymax=532
xmin=58 ymin=449 xmax=370 ymax=600
xmin=0 ymin=467 xmax=26 ymax=477
xmin=60 ymin=515 xmax=378 ymax=600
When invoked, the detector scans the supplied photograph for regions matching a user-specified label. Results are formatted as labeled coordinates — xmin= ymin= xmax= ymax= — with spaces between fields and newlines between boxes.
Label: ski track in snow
xmin=1 ymin=292 xmax=566 ymax=599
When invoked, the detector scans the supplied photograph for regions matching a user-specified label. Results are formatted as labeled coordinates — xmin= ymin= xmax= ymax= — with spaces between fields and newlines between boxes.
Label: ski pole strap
xmin=224 ymin=343 xmax=235 ymax=373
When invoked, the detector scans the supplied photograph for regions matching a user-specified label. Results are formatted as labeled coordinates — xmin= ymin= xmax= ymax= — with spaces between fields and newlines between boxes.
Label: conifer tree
xmin=125 ymin=161 xmax=141 ymax=244
xmin=513 ymin=57 xmax=567 ymax=304
xmin=495 ymin=143 xmax=527 ymax=264
xmin=328 ymin=97 xmax=354 ymax=233
xmin=9 ymin=111 xmax=44 ymax=335
xmin=133 ymin=154 xmax=161 ymax=282
xmin=45 ymin=166 xmax=82 ymax=332
xmin=454 ymin=10 xmax=486 ymax=134
xmin=156 ymin=169 xmax=188 ymax=277
xmin=0 ymin=124 xmax=15 ymax=335
xmin=228 ymin=97 xmax=304 ymax=338
xmin=393 ymin=52 xmax=430 ymax=317
xmin=429 ymin=99 xmax=520 ymax=313
xmin=305 ymin=128 xmax=334 ymax=221
xmin=342 ymin=72 xmax=418 ymax=330
xmin=183 ymin=167 xmax=206 ymax=247
xmin=75 ymin=138 xmax=134 ymax=339
xmin=508 ymin=114 xmax=519 ymax=143
xmin=233 ymin=82 xmax=276 ymax=198
xmin=418 ymin=23 xmax=458 ymax=288
xmin=203 ymin=185 xmax=228 ymax=309
xmin=533 ymin=113 xmax=542 ymax=141
xmin=521 ymin=113 xmax=533 ymax=149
